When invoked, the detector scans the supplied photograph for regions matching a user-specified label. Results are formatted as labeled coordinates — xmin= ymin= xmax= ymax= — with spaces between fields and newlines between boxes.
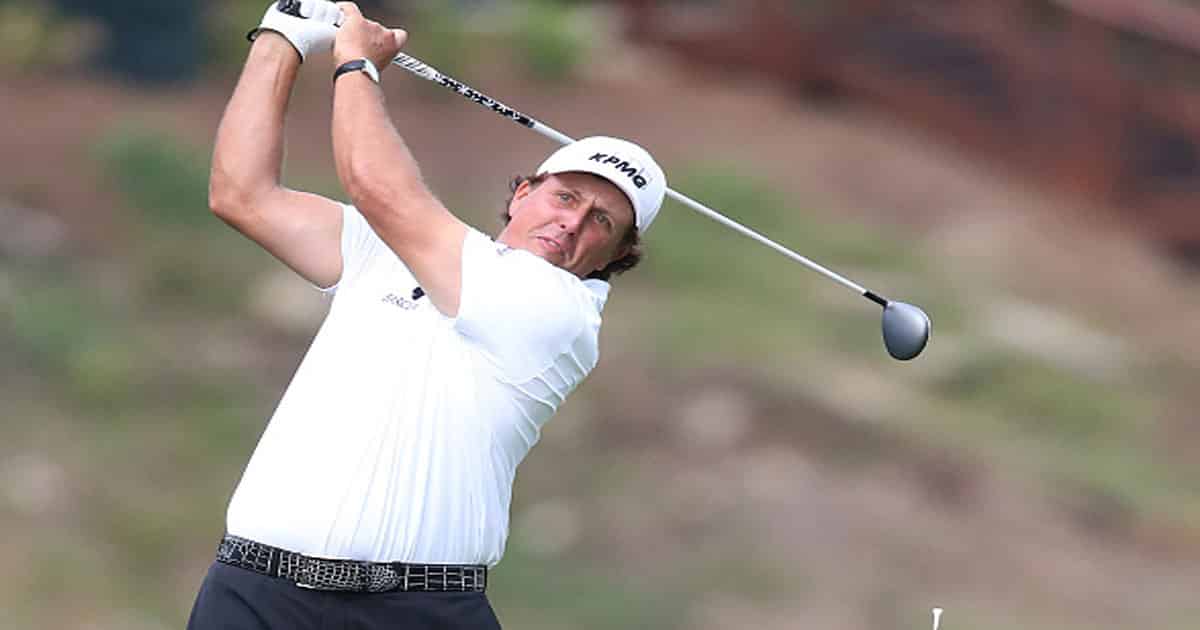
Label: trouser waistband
xmin=215 ymin=534 xmax=487 ymax=593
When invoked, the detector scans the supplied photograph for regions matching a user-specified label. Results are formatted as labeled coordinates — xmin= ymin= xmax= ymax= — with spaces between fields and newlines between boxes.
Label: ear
xmin=507 ymin=179 xmax=535 ymax=220
xmin=513 ymin=178 xmax=534 ymax=201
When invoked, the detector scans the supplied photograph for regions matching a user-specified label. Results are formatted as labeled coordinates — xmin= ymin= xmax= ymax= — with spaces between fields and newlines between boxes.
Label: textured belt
xmin=215 ymin=534 xmax=487 ymax=593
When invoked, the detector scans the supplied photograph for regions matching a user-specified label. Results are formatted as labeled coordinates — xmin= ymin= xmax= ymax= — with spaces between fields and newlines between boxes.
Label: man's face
xmin=498 ymin=172 xmax=636 ymax=278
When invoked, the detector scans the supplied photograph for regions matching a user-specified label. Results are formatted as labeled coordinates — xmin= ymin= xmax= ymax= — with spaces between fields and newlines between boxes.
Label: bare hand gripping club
xmin=283 ymin=0 xmax=932 ymax=360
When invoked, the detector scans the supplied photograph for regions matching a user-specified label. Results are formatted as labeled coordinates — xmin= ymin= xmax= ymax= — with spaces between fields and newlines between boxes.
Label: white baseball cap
xmin=536 ymin=136 xmax=667 ymax=233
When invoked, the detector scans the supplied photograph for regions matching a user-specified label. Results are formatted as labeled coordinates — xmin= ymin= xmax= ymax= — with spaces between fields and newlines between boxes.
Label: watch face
xmin=336 ymin=59 xmax=379 ymax=84
xmin=363 ymin=59 xmax=380 ymax=83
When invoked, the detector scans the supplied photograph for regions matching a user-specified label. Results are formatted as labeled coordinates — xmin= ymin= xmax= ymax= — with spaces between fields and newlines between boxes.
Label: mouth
xmin=535 ymin=236 xmax=567 ymax=259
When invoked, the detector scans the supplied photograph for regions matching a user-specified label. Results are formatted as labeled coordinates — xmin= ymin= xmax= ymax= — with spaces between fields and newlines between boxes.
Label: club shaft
xmin=389 ymin=52 xmax=872 ymax=298
xmin=662 ymin=189 xmax=867 ymax=294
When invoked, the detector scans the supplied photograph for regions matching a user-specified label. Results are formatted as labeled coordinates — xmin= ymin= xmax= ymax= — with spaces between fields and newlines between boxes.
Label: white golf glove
xmin=248 ymin=0 xmax=342 ymax=63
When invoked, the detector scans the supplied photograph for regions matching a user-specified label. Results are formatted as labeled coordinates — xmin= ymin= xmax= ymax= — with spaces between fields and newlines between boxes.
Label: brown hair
xmin=501 ymin=173 xmax=643 ymax=281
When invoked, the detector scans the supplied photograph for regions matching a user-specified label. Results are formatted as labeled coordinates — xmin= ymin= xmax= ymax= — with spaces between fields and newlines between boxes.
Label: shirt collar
xmin=581 ymin=278 xmax=611 ymax=310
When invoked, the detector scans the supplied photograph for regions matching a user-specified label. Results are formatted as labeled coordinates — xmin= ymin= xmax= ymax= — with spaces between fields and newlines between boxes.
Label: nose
xmin=558 ymin=200 xmax=592 ymax=235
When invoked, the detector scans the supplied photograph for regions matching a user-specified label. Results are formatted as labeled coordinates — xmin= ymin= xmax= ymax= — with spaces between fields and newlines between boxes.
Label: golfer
xmin=187 ymin=1 xmax=666 ymax=628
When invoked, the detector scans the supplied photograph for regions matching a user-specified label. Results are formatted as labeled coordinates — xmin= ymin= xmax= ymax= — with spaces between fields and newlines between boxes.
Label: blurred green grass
xmin=642 ymin=166 xmax=965 ymax=363
xmin=512 ymin=0 xmax=590 ymax=83
xmin=491 ymin=541 xmax=683 ymax=630
xmin=3 ymin=111 xmax=1196 ymax=629
xmin=637 ymin=163 xmax=1191 ymax=530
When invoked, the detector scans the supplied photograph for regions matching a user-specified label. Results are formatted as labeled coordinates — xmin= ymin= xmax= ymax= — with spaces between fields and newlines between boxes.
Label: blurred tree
xmin=515 ymin=0 xmax=588 ymax=83
xmin=0 ymin=1 xmax=90 ymax=69
xmin=55 ymin=0 xmax=200 ymax=84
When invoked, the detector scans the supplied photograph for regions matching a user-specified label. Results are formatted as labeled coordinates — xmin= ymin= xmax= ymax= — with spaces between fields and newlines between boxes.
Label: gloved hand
xmin=247 ymin=0 xmax=342 ymax=63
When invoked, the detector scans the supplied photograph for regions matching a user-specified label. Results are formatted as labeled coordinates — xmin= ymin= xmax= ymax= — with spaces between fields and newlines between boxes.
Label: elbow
xmin=208 ymin=163 xmax=241 ymax=219
xmin=208 ymin=166 xmax=263 ymax=223
xmin=208 ymin=178 xmax=240 ymax=221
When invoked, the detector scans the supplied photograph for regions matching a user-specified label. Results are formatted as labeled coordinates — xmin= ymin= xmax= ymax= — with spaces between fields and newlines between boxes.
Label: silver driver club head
xmin=882 ymin=301 xmax=931 ymax=360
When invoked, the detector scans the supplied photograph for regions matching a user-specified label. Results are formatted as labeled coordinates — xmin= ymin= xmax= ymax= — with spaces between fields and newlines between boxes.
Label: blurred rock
xmin=984 ymin=299 xmax=1132 ymax=380
xmin=0 ymin=201 xmax=68 ymax=259
xmin=665 ymin=468 xmax=739 ymax=528
xmin=740 ymin=445 xmax=814 ymax=505
xmin=674 ymin=387 xmax=753 ymax=453
xmin=1 ymin=453 xmax=66 ymax=516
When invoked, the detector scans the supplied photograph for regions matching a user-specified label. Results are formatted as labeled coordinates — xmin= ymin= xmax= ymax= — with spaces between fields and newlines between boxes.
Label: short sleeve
xmin=321 ymin=204 xmax=384 ymax=294
xmin=455 ymin=229 xmax=595 ymax=383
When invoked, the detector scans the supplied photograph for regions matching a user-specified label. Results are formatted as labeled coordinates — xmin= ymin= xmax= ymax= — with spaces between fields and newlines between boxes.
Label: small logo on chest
xmin=381 ymin=292 xmax=420 ymax=310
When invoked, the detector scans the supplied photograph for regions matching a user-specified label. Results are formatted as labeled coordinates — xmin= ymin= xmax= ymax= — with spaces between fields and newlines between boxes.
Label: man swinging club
xmin=188 ymin=1 xmax=666 ymax=628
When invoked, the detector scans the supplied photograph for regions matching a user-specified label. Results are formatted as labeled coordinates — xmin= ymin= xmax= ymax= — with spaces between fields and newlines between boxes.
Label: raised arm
xmin=330 ymin=3 xmax=468 ymax=315
xmin=209 ymin=1 xmax=345 ymax=289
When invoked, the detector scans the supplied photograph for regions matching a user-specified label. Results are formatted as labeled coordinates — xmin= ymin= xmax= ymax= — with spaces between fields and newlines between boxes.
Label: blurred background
xmin=3 ymin=0 xmax=1199 ymax=628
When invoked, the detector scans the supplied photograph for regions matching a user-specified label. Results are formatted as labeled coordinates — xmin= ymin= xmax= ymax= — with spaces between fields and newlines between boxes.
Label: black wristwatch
xmin=334 ymin=58 xmax=380 ymax=84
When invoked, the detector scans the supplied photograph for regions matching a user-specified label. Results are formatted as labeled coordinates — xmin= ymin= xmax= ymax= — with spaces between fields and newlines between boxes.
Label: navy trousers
xmin=187 ymin=562 xmax=503 ymax=630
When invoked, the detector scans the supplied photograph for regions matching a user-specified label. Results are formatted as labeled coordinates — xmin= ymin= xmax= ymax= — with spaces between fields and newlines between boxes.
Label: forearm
xmin=328 ymin=7 xmax=464 ymax=313
xmin=210 ymin=35 xmax=300 ymax=212
xmin=331 ymin=72 xmax=431 ymax=230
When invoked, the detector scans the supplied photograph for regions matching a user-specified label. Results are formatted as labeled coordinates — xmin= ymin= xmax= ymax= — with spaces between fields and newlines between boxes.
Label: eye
xmin=556 ymin=192 xmax=573 ymax=203
xmin=591 ymin=211 xmax=614 ymax=230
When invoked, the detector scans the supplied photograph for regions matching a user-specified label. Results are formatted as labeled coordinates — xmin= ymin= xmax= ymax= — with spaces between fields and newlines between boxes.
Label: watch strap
xmin=334 ymin=58 xmax=380 ymax=84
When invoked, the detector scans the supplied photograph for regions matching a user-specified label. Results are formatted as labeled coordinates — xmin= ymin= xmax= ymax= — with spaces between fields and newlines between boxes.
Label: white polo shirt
xmin=225 ymin=205 xmax=609 ymax=566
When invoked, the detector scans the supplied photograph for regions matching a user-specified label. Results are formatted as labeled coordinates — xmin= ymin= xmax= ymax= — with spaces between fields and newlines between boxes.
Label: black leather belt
xmin=215 ymin=534 xmax=487 ymax=593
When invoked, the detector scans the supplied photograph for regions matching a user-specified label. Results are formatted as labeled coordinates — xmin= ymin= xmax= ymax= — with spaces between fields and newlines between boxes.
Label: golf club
xmin=283 ymin=0 xmax=932 ymax=360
